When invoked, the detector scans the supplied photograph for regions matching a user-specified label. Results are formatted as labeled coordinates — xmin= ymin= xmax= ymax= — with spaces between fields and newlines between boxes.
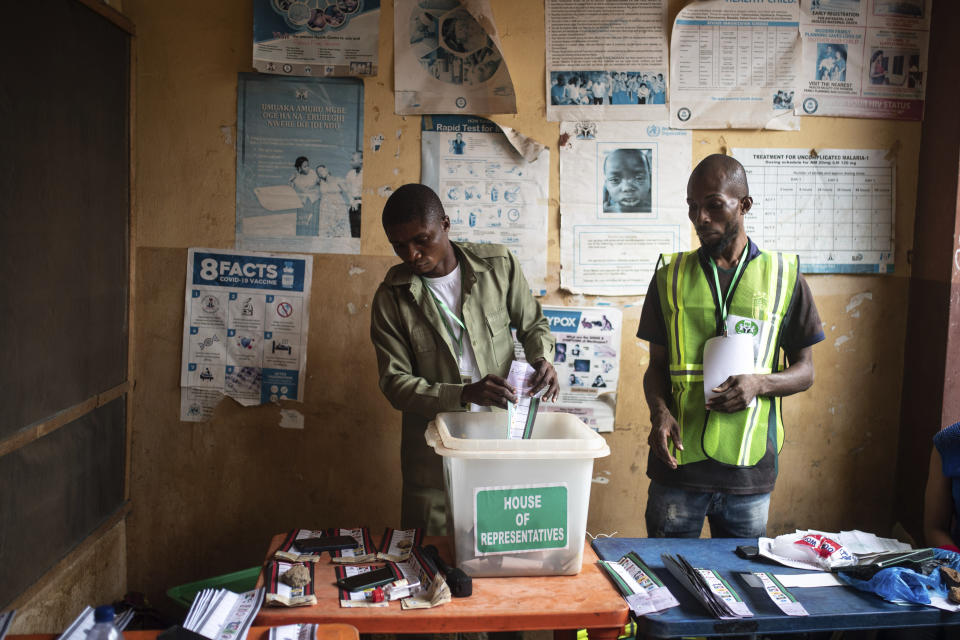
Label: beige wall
xmin=123 ymin=0 xmax=920 ymax=606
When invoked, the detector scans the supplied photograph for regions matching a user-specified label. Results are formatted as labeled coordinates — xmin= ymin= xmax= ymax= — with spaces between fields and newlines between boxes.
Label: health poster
xmin=180 ymin=248 xmax=313 ymax=422
xmin=236 ymin=73 xmax=363 ymax=255
xmin=732 ymin=147 xmax=895 ymax=273
xmin=514 ymin=306 xmax=622 ymax=433
xmin=797 ymin=0 xmax=929 ymax=120
xmin=253 ymin=0 xmax=381 ymax=77
xmin=669 ymin=0 xmax=802 ymax=130
xmin=559 ymin=121 xmax=691 ymax=295
xmin=545 ymin=0 xmax=669 ymax=122
xmin=394 ymin=0 xmax=517 ymax=114
xmin=421 ymin=115 xmax=549 ymax=295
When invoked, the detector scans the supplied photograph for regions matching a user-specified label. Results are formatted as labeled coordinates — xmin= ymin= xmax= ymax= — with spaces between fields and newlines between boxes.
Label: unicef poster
xmin=253 ymin=0 xmax=381 ymax=77
xmin=179 ymin=248 xmax=314 ymax=423
xmin=559 ymin=121 xmax=691 ymax=295
xmin=236 ymin=73 xmax=363 ymax=255
xmin=394 ymin=0 xmax=517 ymax=115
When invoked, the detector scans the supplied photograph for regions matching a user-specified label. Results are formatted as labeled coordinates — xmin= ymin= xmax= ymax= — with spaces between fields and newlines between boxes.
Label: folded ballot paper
xmin=329 ymin=527 xmax=378 ymax=564
xmin=264 ymin=561 xmax=318 ymax=607
xmin=399 ymin=547 xmax=451 ymax=610
xmin=56 ymin=606 xmax=135 ymax=640
xmin=662 ymin=554 xmax=753 ymax=620
xmin=335 ymin=547 xmax=449 ymax=610
xmin=184 ymin=587 xmax=264 ymax=640
xmin=274 ymin=529 xmax=327 ymax=563
xmin=335 ymin=565 xmax=399 ymax=608
xmin=506 ymin=361 xmax=542 ymax=439
xmin=273 ymin=527 xmax=378 ymax=564
xmin=598 ymin=552 xmax=680 ymax=616
xmin=377 ymin=527 xmax=424 ymax=562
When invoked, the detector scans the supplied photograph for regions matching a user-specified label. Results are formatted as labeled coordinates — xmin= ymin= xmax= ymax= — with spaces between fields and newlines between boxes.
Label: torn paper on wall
xmin=546 ymin=0 xmax=668 ymax=122
xmin=421 ymin=115 xmax=549 ymax=295
xmin=236 ymin=73 xmax=363 ymax=255
xmin=513 ymin=306 xmax=622 ymax=433
xmin=733 ymin=148 xmax=895 ymax=273
xmin=559 ymin=121 xmax=691 ymax=295
xmin=394 ymin=0 xmax=517 ymax=115
xmin=180 ymin=248 xmax=313 ymax=422
xmin=797 ymin=0 xmax=929 ymax=120
xmin=253 ymin=0 xmax=381 ymax=77
xmin=670 ymin=0 xmax=802 ymax=130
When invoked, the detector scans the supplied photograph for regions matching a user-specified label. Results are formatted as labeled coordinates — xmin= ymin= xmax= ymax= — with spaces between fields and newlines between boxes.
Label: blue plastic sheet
xmin=838 ymin=549 xmax=960 ymax=605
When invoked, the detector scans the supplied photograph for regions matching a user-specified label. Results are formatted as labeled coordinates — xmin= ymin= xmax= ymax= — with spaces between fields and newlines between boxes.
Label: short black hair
xmin=382 ymin=184 xmax=446 ymax=227
xmin=294 ymin=156 xmax=308 ymax=170
xmin=603 ymin=148 xmax=650 ymax=177
xmin=690 ymin=154 xmax=749 ymax=197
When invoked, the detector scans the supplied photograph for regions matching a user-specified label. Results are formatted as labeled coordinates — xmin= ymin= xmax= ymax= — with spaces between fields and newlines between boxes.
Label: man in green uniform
xmin=371 ymin=184 xmax=558 ymax=534
xmin=637 ymin=154 xmax=824 ymax=538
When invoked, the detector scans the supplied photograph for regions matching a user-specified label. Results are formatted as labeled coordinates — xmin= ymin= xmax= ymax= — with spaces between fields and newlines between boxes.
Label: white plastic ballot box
xmin=425 ymin=412 xmax=610 ymax=577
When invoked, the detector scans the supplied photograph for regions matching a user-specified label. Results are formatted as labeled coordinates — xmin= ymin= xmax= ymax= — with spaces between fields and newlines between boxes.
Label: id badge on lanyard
xmin=703 ymin=245 xmax=757 ymax=407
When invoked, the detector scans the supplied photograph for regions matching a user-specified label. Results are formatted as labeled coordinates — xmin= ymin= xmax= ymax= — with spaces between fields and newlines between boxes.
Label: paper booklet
xmin=184 ymin=587 xmax=264 ymax=640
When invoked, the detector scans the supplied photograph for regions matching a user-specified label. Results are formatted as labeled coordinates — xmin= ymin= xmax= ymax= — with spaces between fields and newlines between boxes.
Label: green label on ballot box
xmin=474 ymin=483 xmax=568 ymax=554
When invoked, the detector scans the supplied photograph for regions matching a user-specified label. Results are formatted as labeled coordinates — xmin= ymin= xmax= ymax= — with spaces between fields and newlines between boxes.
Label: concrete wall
xmin=122 ymin=0 xmax=920 ymax=607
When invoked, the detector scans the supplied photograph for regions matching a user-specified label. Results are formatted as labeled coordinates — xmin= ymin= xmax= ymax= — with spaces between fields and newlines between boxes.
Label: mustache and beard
xmin=697 ymin=217 xmax=741 ymax=258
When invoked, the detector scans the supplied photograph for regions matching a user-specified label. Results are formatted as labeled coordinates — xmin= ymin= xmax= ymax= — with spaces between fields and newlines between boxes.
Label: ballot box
xmin=425 ymin=412 xmax=610 ymax=577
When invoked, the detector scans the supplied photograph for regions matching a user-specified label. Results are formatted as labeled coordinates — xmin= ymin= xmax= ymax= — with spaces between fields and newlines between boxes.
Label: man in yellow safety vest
xmin=637 ymin=154 xmax=824 ymax=538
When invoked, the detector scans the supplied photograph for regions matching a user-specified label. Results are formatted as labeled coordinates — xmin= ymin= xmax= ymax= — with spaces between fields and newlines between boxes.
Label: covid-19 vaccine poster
xmin=179 ymin=248 xmax=313 ymax=422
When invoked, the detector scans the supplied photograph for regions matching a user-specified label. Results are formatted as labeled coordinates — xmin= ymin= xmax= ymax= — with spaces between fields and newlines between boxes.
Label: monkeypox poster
xmin=180 ymin=248 xmax=313 ymax=422
xmin=513 ymin=306 xmax=622 ymax=433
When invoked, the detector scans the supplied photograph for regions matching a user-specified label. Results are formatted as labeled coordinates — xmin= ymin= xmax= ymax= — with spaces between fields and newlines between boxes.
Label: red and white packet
xmin=759 ymin=531 xmax=857 ymax=571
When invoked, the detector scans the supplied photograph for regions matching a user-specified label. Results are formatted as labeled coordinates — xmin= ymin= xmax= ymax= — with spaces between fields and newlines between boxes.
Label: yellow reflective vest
xmin=655 ymin=248 xmax=799 ymax=467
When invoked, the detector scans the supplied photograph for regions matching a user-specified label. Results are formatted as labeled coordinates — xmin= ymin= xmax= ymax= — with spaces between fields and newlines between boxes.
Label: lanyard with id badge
xmin=702 ymin=245 xmax=758 ymax=408
xmin=421 ymin=276 xmax=474 ymax=385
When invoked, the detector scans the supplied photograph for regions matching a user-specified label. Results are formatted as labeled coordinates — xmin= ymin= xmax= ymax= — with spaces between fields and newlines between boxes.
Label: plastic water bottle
xmin=86 ymin=606 xmax=123 ymax=640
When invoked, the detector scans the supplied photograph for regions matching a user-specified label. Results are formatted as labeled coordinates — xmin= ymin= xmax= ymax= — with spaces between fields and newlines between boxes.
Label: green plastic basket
xmin=166 ymin=566 xmax=261 ymax=608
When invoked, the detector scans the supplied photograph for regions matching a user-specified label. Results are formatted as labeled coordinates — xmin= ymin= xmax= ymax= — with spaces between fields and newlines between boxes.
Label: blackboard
xmin=0 ymin=0 xmax=130 ymax=436
xmin=0 ymin=0 xmax=130 ymax=608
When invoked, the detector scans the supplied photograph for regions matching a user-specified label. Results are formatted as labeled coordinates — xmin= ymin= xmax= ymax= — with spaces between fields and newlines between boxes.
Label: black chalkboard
xmin=0 ymin=0 xmax=130 ymax=609
xmin=0 ymin=0 xmax=130 ymax=437
xmin=0 ymin=398 xmax=127 ymax=607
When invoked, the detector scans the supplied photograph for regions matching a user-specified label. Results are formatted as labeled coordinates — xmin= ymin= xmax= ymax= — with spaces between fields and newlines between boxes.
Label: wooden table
xmin=254 ymin=534 xmax=629 ymax=639
xmin=12 ymin=627 xmax=358 ymax=640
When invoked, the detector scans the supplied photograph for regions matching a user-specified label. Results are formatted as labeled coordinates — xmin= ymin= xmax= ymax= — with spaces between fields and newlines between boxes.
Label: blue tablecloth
xmin=592 ymin=537 xmax=960 ymax=638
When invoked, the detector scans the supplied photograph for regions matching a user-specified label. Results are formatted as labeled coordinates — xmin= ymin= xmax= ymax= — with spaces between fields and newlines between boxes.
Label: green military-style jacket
xmin=370 ymin=241 xmax=554 ymax=531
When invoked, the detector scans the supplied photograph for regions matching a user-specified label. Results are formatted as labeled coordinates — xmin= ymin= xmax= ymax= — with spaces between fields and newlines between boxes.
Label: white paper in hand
xmin=506 ymin=361 xmax=538 ymax=439
xmin=703 ymin=334 xmax=755 ymax=407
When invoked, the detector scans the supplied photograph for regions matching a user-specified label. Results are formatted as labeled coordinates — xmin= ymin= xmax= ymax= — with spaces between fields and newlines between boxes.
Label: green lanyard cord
xmin=421 ymin=277 xmax=466 ymax=359
xmin=708 ymin=242 xmax=749 ymax=336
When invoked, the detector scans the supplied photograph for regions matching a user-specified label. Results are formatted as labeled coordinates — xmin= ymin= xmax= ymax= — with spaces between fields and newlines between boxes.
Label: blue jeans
xmin=645 ymin=480 xmax=771 ymax=538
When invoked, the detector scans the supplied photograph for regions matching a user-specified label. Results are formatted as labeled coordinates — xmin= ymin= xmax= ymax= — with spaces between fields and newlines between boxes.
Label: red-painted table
xmin=254 ymin=534 xmax=629 ymax=639
xmin=12 ymin=627 xmax=358 ymax=640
